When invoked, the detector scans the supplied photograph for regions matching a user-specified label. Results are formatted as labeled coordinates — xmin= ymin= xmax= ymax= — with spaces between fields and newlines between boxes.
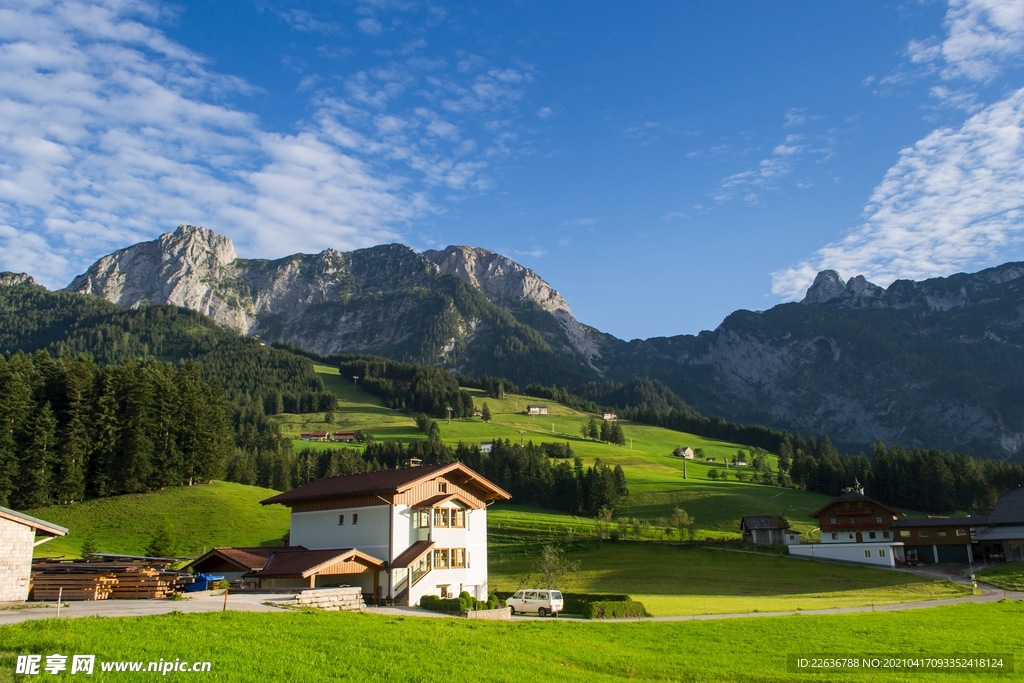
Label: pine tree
xmin=111 ymin=362 xmax=155 ymax=494
xmin=587 ymin=417 xmax=599 ymax=440
xmin=15 ymin=402 xmax=56 ymax=509
xmin=0 ymin=357 xmax=30 ymax=506
xmin=600 ymin=420 xmax=611 ymax=442
xmin=610 ymin=421 xmax=625 ymax=446
xmin=145 ymin=521 xmax=177 ymax=558
xmin=481 ymin=402 xmax=491 ymax=422
xmin=87 ymin=370 xmax=120 ymax=497
xmin=52 ymin=356 xmax=92 ymax=504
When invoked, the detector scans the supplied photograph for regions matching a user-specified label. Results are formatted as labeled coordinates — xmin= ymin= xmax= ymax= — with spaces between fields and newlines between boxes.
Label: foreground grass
xmin=978 ymin=564 xmax=1024 ymax=591
xmin=490 ymin=543 xmax=969 ymax=616
xmin=28 ymin=482 xmax=291 ymax=559
xmin=0 ymin=602 xmax=1020 ymax=682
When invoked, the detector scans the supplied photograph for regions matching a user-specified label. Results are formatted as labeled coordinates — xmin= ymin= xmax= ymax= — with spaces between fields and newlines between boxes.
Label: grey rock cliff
xmin=0 ymin=272 xmax=37 ymax=287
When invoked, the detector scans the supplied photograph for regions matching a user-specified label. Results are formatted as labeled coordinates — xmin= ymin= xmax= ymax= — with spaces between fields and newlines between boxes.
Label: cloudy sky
xmin=4 ymin=0 xmax=1024 ymax=338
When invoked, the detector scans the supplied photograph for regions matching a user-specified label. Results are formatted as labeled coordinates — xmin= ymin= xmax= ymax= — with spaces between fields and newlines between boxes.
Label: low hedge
xmin=582 ymin=600 xmax=650 ymax=619
xmin=495 ymin=592 xmax=631 ymax=615
xmin=421 ymin=593 xmax=504 ymax=613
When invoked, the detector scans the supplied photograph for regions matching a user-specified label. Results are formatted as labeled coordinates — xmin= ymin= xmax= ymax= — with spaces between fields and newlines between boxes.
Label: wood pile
xmin=31 ymin=573 xmax=117 ymax=601
xmin=31 ymin=557 xmax=190 ymax=600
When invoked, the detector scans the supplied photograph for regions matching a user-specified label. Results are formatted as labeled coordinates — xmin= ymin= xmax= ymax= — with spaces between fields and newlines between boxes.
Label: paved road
xmin=2 ymin=586 xmax=1019 ymax=627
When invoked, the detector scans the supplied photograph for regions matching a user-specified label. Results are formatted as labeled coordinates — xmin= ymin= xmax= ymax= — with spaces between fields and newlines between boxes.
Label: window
xmin=869 ymin=532 xmax=877 ymax=539
xmin=831 ymin=533 xmax=839 ymax=540
xmin=439 ymin=585 xmax=450 ymax=599
xmin=829 ymin=518 xmax=837 ymax=525
xmin=438 ymin=481 xmax=448 ymax=494
xmin=848 ymin=534 xmax=854 ymax=539
xmin=879 ymin=550 xmax=886 ymax=557
xmin=352 ymin=513 xmax=358 ymax=525
xmin=433 ymin=548 xmax=449 ymax=569
xmin=434 ymin=508 xmax=449 ymax=528
xmin=956 ymin=528 xmax=968 ymax=536
xmin=937 ymin=530 xmax=947 ymax=537
xmin=875 ymin=516 xmax=882 ymax=523
xmin=338 ymin=514 xmax=345 ymax=526
xmin=900 ymin=530 xmax=911 ymax=538
xmin=451 ymin=509 xmax=466 ymax=528
xmin=513 ymin=591 xmax=524 ymax=599
xmin=919 ymin=530 xmax=929 ymax=537
xmin=883 ymin=531 xmax=890 ymax=538
xmin=864 ymin=550 xmax=871 ymax=557
xmin=416 ymin=509 xmax=430 ymax=528
xmin=450 ymin=548 xmax=466 ymax=568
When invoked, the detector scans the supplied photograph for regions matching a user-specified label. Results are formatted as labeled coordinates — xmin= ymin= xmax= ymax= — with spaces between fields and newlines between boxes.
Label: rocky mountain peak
xmin=801 ymin=269 xmax=846 ymax=304
xmin=422 ymin=245 xmax=574 ymax=317
xmin=0 ymin=272 xmax=37 ymax=287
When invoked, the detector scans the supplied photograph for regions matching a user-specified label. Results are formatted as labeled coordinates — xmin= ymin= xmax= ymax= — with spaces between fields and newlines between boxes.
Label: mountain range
xmin=7 ymin=224 xmax=1024 ymax=461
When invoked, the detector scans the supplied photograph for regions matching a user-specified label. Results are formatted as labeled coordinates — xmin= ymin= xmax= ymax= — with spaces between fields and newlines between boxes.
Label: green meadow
xmin=978 ymin=564 xmax=1024 ymax=591
xmin=1 ymin=602 xmax=1020 ymax=682
xmin=489 ymin=543 xmax=968 ymax=616
xmin=28 ymin=482 xmax=290 ymax=559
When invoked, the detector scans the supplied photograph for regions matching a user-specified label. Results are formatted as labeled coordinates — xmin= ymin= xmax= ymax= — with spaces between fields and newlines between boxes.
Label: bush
xmin=583 ymin=600 xmax=650 ymax=619
xmin=419 ymin=596 xmax=463 ymax=613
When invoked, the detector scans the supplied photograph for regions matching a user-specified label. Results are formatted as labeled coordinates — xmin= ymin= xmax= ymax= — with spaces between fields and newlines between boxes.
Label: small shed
xmin=480 ymin=442 xmax=493 ymax=454
xmin=186 ymin=547 xmax=279 ymax=582
xmin=526 ymin=405 xmax=548 ymax=415
xmin=740 ymin=515 xmax=797 ymax=545
xmin=602 ymin=412 xmax=618 ymax=421
xmin=673 ymin=447 xmax=695 ymax=459
xmin=332 ymin=431 xmax=357 ymax=443
xmin=0 ymin=506 xmax=68 ymax=603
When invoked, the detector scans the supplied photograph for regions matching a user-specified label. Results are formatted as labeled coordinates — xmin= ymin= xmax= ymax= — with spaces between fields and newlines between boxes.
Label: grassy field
xmin=489 ymin=542 xmax=969 ymax=615
xmin=27 ymin=482 xmax=290 ymax=559
xmin=283 ymin=366 xmax=837 ymax=536
xmin=1 ymin=602 xmax=1020 ymax=682
xmin=978 ymin=564 xmax=1024 ymax=591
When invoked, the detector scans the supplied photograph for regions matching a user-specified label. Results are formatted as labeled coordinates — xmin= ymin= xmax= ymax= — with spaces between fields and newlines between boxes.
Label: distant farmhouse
xmin=193 ymin=463 xmax=510 ymax=606
xmin=740 ymin=515 xmax=800 ymax=545
xmin=673 ymin=447 xmax=695 ymax=460
xmin=332 ymin=431 xmax=357 ymax=443
xmin=480 ymin=442 xmax=493 ymax=454
xmin=602 ymin=412 xmax=617 ymax=421
xmin=0 ymin=506 xmax=67 ymax=602
xmin=300 ymin=431 xmax=329 ymax=442
xmin=787 ymin=482 xmax=1024 ymax=567
xmin=526 ymin=404 xmax=548 ymax=415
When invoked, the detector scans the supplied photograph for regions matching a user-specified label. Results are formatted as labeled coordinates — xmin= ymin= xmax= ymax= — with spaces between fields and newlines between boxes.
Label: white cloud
xmin=515 ymin=247 xmax=546 ymax=258
xmin=771 ymin=86 xmax=1024 ymax=299
xmin=536 ymin=106 xmax=552 ymax=118
xmin=357 ymin=17 xmax=383 ymax=36
xmin=940 ymin=0 xmax=1024 ymax=81
xmin=0 ymin=0 xmax=536 ymax=287
xmin=561 ymin=217 xmax=594 ymax=226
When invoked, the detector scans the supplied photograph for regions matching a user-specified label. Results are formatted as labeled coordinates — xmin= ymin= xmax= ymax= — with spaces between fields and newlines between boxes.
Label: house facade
xmin=0 ymin=507 xmax=67 ymax=603
xmin=526 ymin=404 xmax=548 ymax=415
xmin=972 ymin=486 xmax=1024 ymax=562
xmin=788 ymin=485 xmax=904 ymax=567
xmin=260 ymin=463 xmax=510 ymax=606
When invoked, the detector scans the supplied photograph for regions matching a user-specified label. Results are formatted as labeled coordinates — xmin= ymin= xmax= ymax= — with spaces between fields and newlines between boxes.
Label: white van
xmin=507 ymin=589 xmax=564 ymax=617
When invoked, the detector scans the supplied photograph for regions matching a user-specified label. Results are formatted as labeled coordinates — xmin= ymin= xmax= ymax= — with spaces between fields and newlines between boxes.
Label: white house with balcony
xmin=258 ymin=463 xmax=510 ymax=606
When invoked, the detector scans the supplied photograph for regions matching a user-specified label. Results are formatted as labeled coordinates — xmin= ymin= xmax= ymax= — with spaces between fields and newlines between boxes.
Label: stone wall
xmin=0 ymin=517 xmax=36 ymax=603
xmin=275 ymin=587 xmax=366 ymax=612
xmin=463 ymin=607 xmax=511 ymax=621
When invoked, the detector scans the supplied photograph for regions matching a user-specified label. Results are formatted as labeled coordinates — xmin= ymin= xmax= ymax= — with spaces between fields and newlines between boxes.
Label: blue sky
xmin=4 ymin=1 xmax=1024 ymax=339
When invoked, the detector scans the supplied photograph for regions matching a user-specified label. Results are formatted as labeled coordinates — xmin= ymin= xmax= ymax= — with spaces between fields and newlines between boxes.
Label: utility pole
xmin=552 ymin=423 xmax=555 ymax=433
xmin=519 ymin=430 xmax=526 ymax=447
xmin=446 ymin=406 xmax=452 ymax=425
xmin=683 ymin=458 xmax=687 ymax=480
xmin=629 ymin=438 xmax=632 ymax=450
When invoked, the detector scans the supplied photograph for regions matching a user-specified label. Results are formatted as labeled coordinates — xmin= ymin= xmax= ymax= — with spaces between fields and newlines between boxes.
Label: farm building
xmin=186 ymin=547 xmax=277 ymax=582
xmin=480 ymin=442 xmax=493 ymax=454
xmin=788 ymin=483 xmax=905 ymax=567
xmin=673 ymin=447 xmax=695 ymax=459
xmin=526 ymin=404 xmax=548 ymax=415
xmin=740 ymin=515 xmax=799 ymax=545
xmin=300 ymin=431 xmax=329 ymax=442
xmin=0 ymin=506 xmax=68 ymax=603
xmin=332 ymin=431 xmax=357 ymax=443
xmin=602 ymin=412 xmax=617 ymax=421
xmin=972 ymin=486 xmax=1024 ymax=562
xmin=891 ymin=518 xmax=977 ymax=564
xmin=256 ymin=462 xmax=510 ymax=606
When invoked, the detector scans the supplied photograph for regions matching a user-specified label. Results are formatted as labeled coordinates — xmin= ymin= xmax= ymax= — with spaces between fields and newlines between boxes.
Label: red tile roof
xmin=251 ymin=548 xmax=385 ymax=578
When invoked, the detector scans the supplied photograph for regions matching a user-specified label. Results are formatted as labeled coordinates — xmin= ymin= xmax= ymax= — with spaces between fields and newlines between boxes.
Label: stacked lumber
xmin=110 ymin=568 xmax=183 ymax=599
xmin=32 ymin=573 xmax=117 ymax=601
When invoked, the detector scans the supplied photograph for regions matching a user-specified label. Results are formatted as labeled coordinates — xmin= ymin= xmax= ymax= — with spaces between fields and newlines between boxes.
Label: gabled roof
xmin=186 ymin=547 xmax=280 ymax=573
xmin=416 ymin=493 xmax=478 ymax=508
xmin=260 ymin=462 xmax=511 ymax=506
xmin=809 ymin=491 xmax=902 ymax=519
xmin=741 ymin=515 xmax=788 ymax=530
xmin=249 ymin=548 xmax=385 ymax=578
xmin=991 ymin=487 xmax=1024 ymax=524
xmin=0 ymin=506 xmax=68 ymax=537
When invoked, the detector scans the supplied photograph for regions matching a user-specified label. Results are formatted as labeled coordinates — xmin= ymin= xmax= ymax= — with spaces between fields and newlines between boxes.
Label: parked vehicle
xmin=507 ymin=589 xmax=564 ymax=617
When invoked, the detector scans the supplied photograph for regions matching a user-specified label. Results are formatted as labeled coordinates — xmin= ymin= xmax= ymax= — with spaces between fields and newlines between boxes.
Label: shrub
xmin=419 ymin=596 xmax=463 ymax=613
xmin=583 ymin=600 xmax=650 ymax=619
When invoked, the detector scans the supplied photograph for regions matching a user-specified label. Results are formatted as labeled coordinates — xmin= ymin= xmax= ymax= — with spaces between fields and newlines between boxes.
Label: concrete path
xmin=2 ymin=586 xmax=1020 ymax=627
